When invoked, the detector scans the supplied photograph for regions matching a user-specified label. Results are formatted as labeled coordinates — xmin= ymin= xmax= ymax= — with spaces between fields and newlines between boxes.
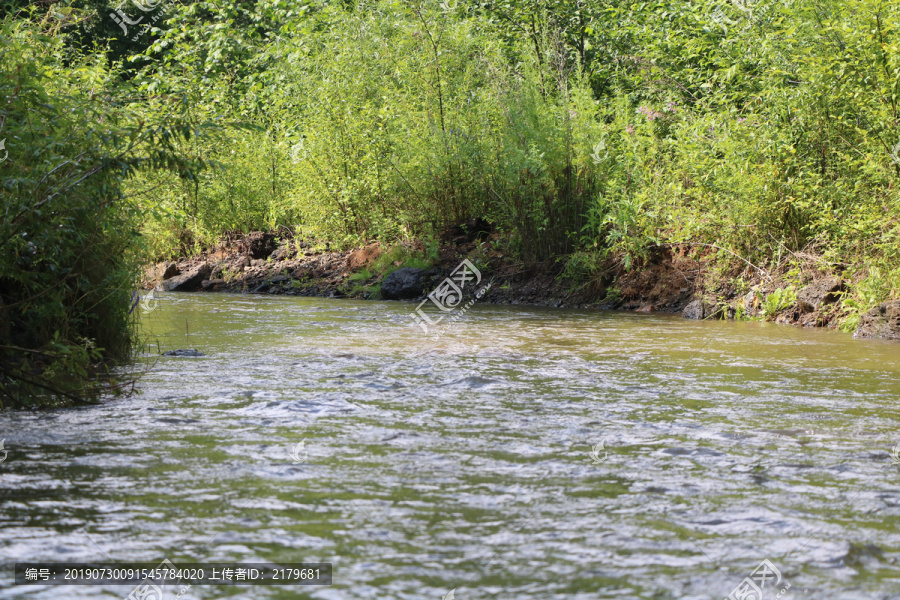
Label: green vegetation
xmin=3 ymin=0 xmax=900 ymax=402
xmin=762 ymin=286 xmax=798 ymax=319
xmin=0 ymin=6 xmax=200 ymax=406
xmin=343 ymin=243 xmax=436 ymax=298
xmin=128 ymin=0 xmax=899 ymax=307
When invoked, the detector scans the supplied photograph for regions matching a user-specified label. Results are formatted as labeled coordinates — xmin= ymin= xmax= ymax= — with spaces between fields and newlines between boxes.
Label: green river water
xmin=1 ymin=292 xmax=899 ymax=599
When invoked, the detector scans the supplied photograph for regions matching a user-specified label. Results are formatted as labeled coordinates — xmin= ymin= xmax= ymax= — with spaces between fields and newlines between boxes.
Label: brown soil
xmin=142 ymin=230 xmax=863 ymax=337
xmin=145 ymin=232 xmax=701 ymax=310
xmin=614 ymin=246 xmax=699 ymax=311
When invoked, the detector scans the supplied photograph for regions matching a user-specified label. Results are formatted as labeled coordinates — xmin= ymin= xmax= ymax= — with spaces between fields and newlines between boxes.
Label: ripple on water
xmin=2 ymin=296 xmax=900 ymax=599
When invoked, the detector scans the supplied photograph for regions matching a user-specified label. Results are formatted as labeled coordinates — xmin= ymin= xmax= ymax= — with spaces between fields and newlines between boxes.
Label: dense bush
xmin=0 ymin=12 xmax=199 ymax=407
xmin=125 ymin=0 xmax=900 ymax=306
xmin=129 ymin=0 xmax=606 ymax=261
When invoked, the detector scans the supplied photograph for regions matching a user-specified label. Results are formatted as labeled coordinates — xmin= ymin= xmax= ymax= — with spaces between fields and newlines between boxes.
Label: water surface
xmin=1 ymin=293 xmax=899 ymax=599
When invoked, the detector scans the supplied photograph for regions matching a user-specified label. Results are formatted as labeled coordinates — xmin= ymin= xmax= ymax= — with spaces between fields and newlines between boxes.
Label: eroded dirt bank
xmin=141 ymin=230 xmax=900 ymax=341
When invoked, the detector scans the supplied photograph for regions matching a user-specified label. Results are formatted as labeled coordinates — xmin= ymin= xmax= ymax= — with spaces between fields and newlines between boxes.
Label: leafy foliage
xmin=762 ymin=285 xmax=798 ymax=318
xmin=118 ymin=0 xmax=900 ymax=273
xmin=129 ymin=0 xmax=900 ymax=316
xmin=0 ymin=13 xmax=201 ymax=406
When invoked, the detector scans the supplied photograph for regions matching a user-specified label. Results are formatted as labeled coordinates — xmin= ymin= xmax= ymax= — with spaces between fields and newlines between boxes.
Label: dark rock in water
xmin=855 ymin=300 xmax=900 ymax=341
xmin=144 ymin=261 xmax=180 ymax=284
xmin=162 ymin=349 xmax=206 ymax=357
xmin=683 ymin=299 xmax=704 ymax=320
xmin=163 ymin=263 xmax=212 ymax=292
xmin=381 ymin=267 xmax=426 ymax=300
xmin=598 ymin=296 xmax=622 ymax=310
xmin=201 ymin=278 xmax=225 ymax=290
xmin=161 ymin=262 xmax=179 ymax=280
xmin=683 ymin=297 xmax=723 ymax=320
xmin=742 ymin=290 xmax=760 ymax=317
xmin=163 ymin=262 xmax=181 ymax=279
xmin=797 ymin=276 xmax=843 ymax=313
xmin=662 ymin=447 xmax=694 ymax=456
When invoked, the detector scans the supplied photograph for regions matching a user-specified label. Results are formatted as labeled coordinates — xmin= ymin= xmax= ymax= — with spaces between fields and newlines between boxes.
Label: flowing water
xmin=2 ymin=293 xmax=900 ymax=600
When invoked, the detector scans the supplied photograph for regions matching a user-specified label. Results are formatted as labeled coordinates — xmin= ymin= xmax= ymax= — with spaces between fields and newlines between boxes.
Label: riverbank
xmin=142 ymin=230 xmax=900 ymax=342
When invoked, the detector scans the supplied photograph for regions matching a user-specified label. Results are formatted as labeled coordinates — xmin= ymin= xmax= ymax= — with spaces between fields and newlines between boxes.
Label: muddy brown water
xmin=1 ymin=292 xmax=899 ymax=599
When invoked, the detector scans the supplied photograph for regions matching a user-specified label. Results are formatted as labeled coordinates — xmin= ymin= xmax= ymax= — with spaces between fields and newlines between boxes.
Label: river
xmin=1 ymin=293 xmax=899 ymax=599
